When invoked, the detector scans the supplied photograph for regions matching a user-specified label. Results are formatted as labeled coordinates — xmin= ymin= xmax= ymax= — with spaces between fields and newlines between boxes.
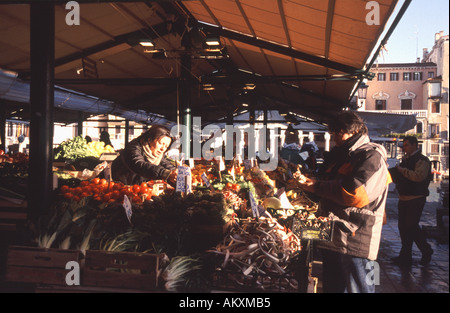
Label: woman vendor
xmin=110 ymin=125 xmax=177 ymax=186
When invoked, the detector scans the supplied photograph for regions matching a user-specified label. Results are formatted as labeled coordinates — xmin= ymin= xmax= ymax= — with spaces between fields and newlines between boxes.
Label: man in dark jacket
xmin=389 ymin=136 xmax=433 ymax=266
xmin=296 ymin=111 xmax=391 ymax=293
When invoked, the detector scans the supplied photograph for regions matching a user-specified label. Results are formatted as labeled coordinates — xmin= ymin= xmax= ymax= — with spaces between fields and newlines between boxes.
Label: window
xmin=431 ymin=101 xmax=441 ymax=114
xmin=416 ymin=122 xmax=423 ymax=134
xmin=390 ymin=72 xmax=399 ymax=81
xmin=430 ymin=144 xmax=440 ymax=155
xmin=430 ymin=124 xmax=440 ymax=137
xmin=375 ymin=100 xmax=386 ymax=110
xmin=428 ymin=72 xmax=435 ymax=79
xmin=403 ymin=72 xmax=412 ymax=81
xmin=115 ymin=126 xmax=121 ymax=140
xmin=401 ymin=99 xmax=412 ymax=110
xmin=377 ymin=73 xmax=386 ymax=81
xmin=413 ymin=72 xmax=423 ymax=81
xmin=7 ymin=122 xmax=13 ymax=137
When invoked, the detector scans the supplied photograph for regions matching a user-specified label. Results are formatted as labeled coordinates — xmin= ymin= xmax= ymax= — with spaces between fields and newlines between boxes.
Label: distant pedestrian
xmin=389 ymin=136 xmax=433 ymax=266
xmin=99 ymin=131 xmax=113 ymax=149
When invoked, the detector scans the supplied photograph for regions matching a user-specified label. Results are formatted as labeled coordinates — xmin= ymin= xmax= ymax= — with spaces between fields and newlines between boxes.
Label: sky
xmin=376 ymin=0 xmax=449 ymax=64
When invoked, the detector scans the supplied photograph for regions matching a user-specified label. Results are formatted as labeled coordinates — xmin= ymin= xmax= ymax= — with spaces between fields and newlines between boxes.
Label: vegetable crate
xmin=82 ymin=250 xmax=165 ymax=291
xmin=5 ymin=245 xmax=82 ymax=286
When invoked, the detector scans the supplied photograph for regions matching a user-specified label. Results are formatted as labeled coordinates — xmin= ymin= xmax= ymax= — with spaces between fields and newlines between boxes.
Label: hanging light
xmin=357 ymin=82 xmax=368 ymax=109
xmin=202 ymin=84 xmax=215 ymax=91
xmin=357 ymin=82 xmax=368 ymax=100
xmin=139 ymin=39 xmax=155 ymax=47
xmin=205 ymin=36 xmax=220 ymax=46
xmin=243 ymin=83 xmax=256 ymax=90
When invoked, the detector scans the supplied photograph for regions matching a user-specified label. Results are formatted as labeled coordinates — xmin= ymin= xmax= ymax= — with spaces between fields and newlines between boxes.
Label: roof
xmin=371 ymin=62 xmax=437 ymax=69
xmin=0 ymin=0 xmax=404 ymax=126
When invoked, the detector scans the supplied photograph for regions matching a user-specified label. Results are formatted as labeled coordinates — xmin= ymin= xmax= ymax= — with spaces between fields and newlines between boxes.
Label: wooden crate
xmin=82 ymin=250 xmax=165 ymax=291
xmin=5 ymin=245 xmax=82 ymax=286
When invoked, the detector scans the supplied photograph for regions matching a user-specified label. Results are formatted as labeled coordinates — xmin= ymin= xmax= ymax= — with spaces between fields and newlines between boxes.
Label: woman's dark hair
xmin=141 ymin=125 xmax=173 ymax=145
xmin=327 ymin=111 xmax=368 ymax=135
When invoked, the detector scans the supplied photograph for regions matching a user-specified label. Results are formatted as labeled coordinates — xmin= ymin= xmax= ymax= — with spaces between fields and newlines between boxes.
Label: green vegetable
xmin=54 ymin=136 xmax=98 ymax=161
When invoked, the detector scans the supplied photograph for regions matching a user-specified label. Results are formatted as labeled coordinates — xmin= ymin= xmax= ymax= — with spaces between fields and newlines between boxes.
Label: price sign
xmin=176 ymin=166 xmax=192 ymax=194
xmin=201 ymin=172 xmax=214 ymax=191
xmin=123 ymin=194 xmax=133 ymax=225
xmin=201 ymin=172 xmax=211 ymax=187
xmin=249 ymin=191 xmax=259 ymax=218
xmin=219 ymin=157 xmax=225 ymax=171
xmin=103 ymin=164 xmax=111 ymax=181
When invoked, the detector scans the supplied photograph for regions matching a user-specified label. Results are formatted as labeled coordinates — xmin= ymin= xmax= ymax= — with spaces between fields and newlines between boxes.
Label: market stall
xmin=4 ymin=153 xmax=330 ymax=293
xmin=0 ymin=0 xmax=407 ymax=294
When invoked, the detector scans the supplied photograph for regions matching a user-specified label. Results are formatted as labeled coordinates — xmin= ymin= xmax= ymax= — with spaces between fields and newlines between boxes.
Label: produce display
xmin=207 ymin=217 xmax=301 ymax=292
xmin=0 ymin=150 xmax=29 ymax=204
xmin=59 ymin=178 xmax=155 ymax=204
xmin=54 ymin=135 xmax=114 ymax=161
xmin=9 ymin=147 xmax=327 ymax=292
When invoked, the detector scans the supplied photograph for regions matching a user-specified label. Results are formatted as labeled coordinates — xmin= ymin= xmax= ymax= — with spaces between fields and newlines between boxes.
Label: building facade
xmin=363 ymin=31 xmax=449 ymax=172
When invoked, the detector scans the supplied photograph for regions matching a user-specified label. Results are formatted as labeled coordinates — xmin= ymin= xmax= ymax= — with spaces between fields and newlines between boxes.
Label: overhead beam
xmin=201 ymin=74 xmax=356 ymax=84
xmin=18 ymin=21 xmax=175 ymax=78
xmin=53 ymin=77 xmax=179 ymax=85
xmin=195 ymin=21 xmax=361 ymax=75
xmin=0 ymin=0 xmax=183 ymax=3
xmin=51 ymin=73 xmax=355 ymax=86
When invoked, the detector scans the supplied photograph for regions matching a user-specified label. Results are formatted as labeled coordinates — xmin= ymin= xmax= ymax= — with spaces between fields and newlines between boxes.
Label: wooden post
xmin=28 ymin=3 xmax=55 ymax=221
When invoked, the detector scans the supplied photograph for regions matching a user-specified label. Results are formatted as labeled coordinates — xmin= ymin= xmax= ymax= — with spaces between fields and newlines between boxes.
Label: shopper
xmin=99 ymin=130 xmax=113 ymax=149
xmin=388 ymin=136 xmax=433 ymax=266
xmin=295 ymin=111 xmax=390 ymax=293
xmin=110 ymin=125 xmax=177 ymax=186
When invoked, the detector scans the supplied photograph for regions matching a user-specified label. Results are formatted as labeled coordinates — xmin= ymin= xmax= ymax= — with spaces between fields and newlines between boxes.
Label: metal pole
xmin=0 ymin=101 xmax=5 ymax=151
xmin=124 ymin=120 xmax=129 ymax=146
xmin=180 ymin=30 xmax=192 ymax=160
xmin=77 ymin=111 xmax=84 ymax=137
xmin=28 ymin=2 xmax=55 ymax=221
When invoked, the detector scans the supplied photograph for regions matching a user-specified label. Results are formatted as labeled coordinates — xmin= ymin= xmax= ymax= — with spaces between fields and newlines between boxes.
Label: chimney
xmin=423 ymin=48 xmax=429 ymax=60
xmin=435 ymin=31 xmax=444 ymax=42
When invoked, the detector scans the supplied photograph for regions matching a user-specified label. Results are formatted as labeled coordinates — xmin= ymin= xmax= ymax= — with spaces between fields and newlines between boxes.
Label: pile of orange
xmin=60 ymin=178 xmax=153 ymax=204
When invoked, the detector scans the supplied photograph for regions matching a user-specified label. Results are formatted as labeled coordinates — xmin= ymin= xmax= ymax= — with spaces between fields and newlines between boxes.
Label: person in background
xmin=389 ymin=136 xmax=433 ymax=267
xmin=110 ymin=125 xmax=177 ymax=186
xmin=85 ymin=135 xmax=92 ymax=143
xmin=295 ymin=111 xmax=390 ymax=293
xmin=99 ymin=130 xmax=113 ymax=149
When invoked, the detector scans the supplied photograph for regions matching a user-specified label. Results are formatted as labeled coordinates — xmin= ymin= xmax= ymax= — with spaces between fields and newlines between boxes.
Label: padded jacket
xmin=111 ymin=137 xmax=176 ymax=186
xmin=313 ymin=133 xmax=391 ymax=260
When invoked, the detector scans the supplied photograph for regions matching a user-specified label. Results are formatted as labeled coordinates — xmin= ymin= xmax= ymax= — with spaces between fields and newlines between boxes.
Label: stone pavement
xmin=375 ymin=181 xmax=449 ymax=293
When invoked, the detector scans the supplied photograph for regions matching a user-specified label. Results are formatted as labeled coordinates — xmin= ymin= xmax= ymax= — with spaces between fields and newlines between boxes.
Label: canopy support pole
xmin=28 ymin=3 xmax=55 ymax=221
xmin=180 ymin=29 xmax=192 ymax=160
